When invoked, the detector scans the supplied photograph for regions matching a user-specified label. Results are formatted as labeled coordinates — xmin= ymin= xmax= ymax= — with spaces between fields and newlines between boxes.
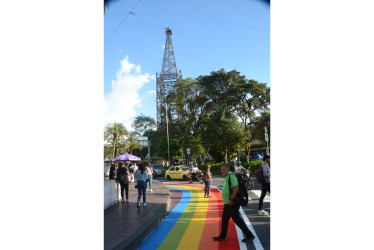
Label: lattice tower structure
xmin=156 ymin=28 xmax=182 ymax=127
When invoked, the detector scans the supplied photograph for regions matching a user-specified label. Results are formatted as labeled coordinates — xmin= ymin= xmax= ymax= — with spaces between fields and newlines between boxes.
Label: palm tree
xmin=104 ymin=122 xmax=128 ymax=158
xmin=126 ymin=132 xmax=143 ymax=154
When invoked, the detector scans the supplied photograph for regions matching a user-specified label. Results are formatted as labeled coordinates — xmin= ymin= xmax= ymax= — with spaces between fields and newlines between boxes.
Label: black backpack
xmin=228 ymin=173 xmax=249 ymax=207
xmin=255 ymin=164 xmax=266 ymax=184
xmin=117 ymin=167 xmax=127 ymax=182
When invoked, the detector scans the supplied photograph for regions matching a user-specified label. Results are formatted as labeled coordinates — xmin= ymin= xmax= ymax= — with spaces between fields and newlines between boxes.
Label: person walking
xmin=109 ymin=162 xmax=117 ymax=179
xmin=258 ymin=155 xmax=270 ymax=215
xmin=213 ymin=164 xmax=255 ymax=242
xmin=204 ymin=165 xmax=213 ymax=198
xmin=146 ymin=162 xmax=153 ymax=192
xmin=135 ymin=163 xmax=148 ymax=208
xmin=117 ymin=162 xmax=129 ymax=203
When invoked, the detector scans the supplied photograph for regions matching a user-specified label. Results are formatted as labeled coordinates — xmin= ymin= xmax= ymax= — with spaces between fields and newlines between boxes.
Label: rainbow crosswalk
xmin=139 ymin=183 xmax=242 ymax=250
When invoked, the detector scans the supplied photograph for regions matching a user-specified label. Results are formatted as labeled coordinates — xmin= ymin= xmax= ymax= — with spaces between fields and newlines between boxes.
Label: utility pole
xmin=163 ymin=103 xmax=171 ymax=167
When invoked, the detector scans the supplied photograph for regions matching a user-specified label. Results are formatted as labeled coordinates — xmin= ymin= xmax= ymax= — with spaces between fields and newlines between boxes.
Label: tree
xmin=131 ymin=114 xmax=156 ymax=136
xmin=104 ymin=122 xmax=128 ymax=158
xmin=250 ymin=111 xmax=270 ymax=142
xmin=126 ymin=132 xmax=143 ymax=154
xmin=198 ymin=69 xmax=270 ymax=162
xmin=201 ymin=110 xmax=245 ymax=163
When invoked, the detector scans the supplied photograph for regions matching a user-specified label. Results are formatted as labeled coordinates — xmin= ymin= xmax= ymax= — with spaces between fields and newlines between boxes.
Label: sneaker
xmin=150 ymin=189 xmax=153 ymax=192
xmin=258 ymin=210 xmax=268 ymax=215
xmin=143 ymin=203 xmax=147 ymax=207
xmin=137 ymin=201 xmax=140 ymax=208
xmin=242 ymin=234 xmax=255 ymax=242
xmin=213 ymin=236 xmax=226 ymax=241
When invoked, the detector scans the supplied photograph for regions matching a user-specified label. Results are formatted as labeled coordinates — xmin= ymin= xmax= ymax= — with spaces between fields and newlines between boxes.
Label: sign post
xmin=187 ymin=148 xmax=191 ymax=166
xmin=264 ymin=127 xmax=269 ymax=155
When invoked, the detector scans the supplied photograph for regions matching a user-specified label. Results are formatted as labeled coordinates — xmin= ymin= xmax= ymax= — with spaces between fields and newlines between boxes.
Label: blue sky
xmin=104 ymin=0 xmax=269 ymax=130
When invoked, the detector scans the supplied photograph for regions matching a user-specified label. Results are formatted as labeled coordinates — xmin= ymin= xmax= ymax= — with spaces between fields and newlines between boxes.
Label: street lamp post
xmin=162 ymin=103 xmax=171 ymax=167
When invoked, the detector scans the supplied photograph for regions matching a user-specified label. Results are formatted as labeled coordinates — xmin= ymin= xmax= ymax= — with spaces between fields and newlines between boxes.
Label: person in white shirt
xmin=192 ymin=163 xmax=199 ymax=181
xmin=258 ymin=155 xmax=270 ymax=215
xmin=146 ymin=162 xmax=153 ymax=192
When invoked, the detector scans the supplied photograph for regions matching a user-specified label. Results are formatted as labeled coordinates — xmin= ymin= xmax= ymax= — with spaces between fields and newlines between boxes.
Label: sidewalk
xmin=104 ymin=180 xmax=171 ymax=250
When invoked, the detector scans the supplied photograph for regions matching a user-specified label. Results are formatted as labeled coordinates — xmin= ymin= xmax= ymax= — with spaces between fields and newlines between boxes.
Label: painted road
xmin=139 ymin=183 xmax=255 ymax=250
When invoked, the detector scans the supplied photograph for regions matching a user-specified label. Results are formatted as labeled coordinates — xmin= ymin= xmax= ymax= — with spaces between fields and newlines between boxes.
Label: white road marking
xmin=235 ymin=223 xmax=247 ymax=250
xmin=252 ymin=190 xmax=270 ymax=202
xmin=239 ymin=207 xmax=265 ymax=250
xmin=217 ymin=186 xmax=265 ymax=250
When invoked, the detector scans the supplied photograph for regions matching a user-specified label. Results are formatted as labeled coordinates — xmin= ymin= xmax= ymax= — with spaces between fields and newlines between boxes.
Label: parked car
xmin=165 ymin=166 xmax=190 ymax=181
xmin=152 ymin=164 xmax=166 ymax=178
xmin=250 ymin=153 xmax=263 ymax=160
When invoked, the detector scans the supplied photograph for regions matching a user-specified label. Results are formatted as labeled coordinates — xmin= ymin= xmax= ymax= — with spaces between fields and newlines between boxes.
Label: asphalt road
xmin=154 ymin=174 xmax=271 ymax=250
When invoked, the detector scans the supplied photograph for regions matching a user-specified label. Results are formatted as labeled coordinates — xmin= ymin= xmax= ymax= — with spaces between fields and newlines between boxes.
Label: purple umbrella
xmin=115 ymin=153 xmax=141 ymax=162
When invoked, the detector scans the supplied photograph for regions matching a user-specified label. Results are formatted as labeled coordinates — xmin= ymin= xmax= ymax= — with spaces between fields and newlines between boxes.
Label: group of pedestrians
xmin=108 ymin=161 xmax=154 ymax=208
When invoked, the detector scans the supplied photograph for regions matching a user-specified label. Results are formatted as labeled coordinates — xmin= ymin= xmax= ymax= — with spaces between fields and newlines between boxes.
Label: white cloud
xmin=104 ymin=56 xmax=153 ymax=131
xmin=147 ymin=90 xmax=156 ymax=94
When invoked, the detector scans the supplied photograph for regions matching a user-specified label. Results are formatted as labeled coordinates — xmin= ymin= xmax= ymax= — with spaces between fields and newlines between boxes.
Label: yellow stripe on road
xmin=177 ymin=186 xmax=209 ymax=250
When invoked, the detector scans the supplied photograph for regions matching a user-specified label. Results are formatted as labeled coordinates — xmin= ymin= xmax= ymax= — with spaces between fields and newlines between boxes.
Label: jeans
xmin=258 ymin=182 xmax=270 ymax=210
xmin=148 ymin=175 xmax=153 ymax=190
xmin=204 ymin=180 xmax=211 ymax=196
xmin=137 ymin=180 xmax=147 ymax=203
xmin=220 ymin=204 xmax=254 ymax=238
xmin=119 ymin=180 xmax=129 ymax=200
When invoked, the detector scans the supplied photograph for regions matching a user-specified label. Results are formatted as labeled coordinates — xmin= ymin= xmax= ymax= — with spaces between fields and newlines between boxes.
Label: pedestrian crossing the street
xmin=251 ymin=190 xmax=270 ymax=203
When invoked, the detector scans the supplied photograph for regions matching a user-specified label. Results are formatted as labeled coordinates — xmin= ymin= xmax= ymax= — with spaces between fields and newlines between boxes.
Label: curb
xmin=112 ymin=182 xmax=171 ymax=250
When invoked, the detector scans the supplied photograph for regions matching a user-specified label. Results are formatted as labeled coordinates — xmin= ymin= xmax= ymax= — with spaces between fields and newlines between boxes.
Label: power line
xmin=105 ymin=0 xmax=142 ymax=43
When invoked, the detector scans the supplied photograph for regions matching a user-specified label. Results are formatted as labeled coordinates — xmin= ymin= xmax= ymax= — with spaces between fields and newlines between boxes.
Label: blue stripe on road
xmin=139 ymin=187 xmax=191 ymax=250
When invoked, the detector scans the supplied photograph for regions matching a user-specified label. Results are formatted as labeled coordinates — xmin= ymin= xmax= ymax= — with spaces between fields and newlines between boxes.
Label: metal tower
xmin=156 ymin=27 xmax=182 ymax=126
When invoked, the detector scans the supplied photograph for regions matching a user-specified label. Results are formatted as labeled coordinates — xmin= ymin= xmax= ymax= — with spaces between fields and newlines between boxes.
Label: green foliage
xmin=104 ymin=122 xmax=128 ymax=158
xmin=137 ymin=69 xmax=270 ymax=165
xmin=126 ymin=132 xmax=143 ymax=154
xmin=242 ymin=160 xmax=263 ymax=172
xmin=250 ymin=112 xmax=270 ymax=142
xmin=197 ymin=162 xmax=224 ymax=175
xmin=131 ymin=114 xmax=156 ymax=136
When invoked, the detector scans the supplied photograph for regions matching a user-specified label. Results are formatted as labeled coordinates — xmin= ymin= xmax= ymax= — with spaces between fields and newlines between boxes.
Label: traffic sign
xmin=187 ymin=148 xmax=190 ymax=154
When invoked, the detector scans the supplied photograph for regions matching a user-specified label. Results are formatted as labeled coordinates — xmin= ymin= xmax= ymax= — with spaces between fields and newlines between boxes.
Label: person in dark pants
xmin=135 ymin=162 xmax=148 ymax=208
xmin=117 ymin=162 xmax=129 ymax=203
xmin=213 ymin=164 xmax=255 ymax=242
xmin=109 ymin=163 xmax=117 ymax=179
xmin=258 ymin=155 xmax=270 ymax=215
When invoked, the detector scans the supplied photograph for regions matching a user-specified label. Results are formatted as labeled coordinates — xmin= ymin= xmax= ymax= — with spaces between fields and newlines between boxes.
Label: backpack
xmin=117 ymin=167 xmax=127 ymax=182
xmin=228 ymin=173 xmax=249 ymax=207
xmin=255 ymin=164 xmax=266 ymax=184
